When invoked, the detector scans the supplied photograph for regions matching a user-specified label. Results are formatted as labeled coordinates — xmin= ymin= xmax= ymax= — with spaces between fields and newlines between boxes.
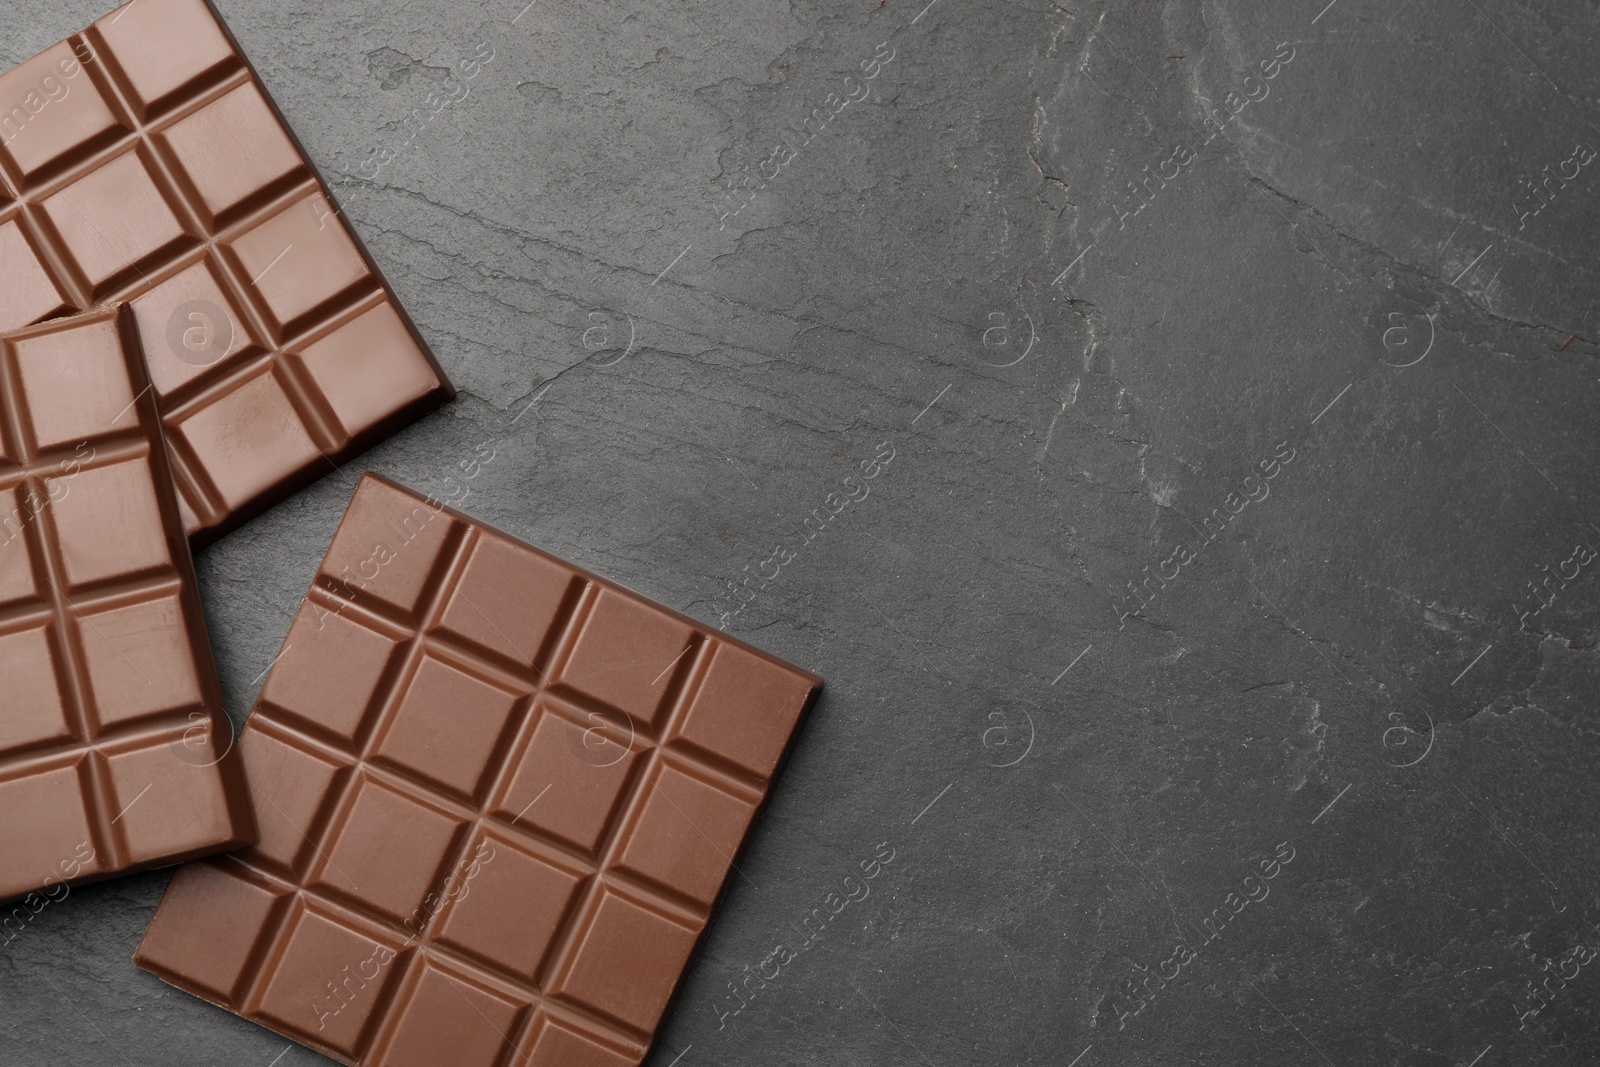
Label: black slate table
xmin=2 ymin=1 xmax=1597 ymax=1064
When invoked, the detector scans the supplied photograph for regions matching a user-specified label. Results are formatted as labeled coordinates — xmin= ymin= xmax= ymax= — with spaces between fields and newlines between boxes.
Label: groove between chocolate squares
xmin=0 ymin=5 xmax=453 ymax=544
xmin=138 ymin=854 xmax=651 ymax=1066
xmin=232 ymin=534 xmax=716 ymax=1056
xmin=162 ymin=517 xmax=804 ymax=1063
xmin=296 ymin=577 xmax=775 ymax=798
xmin=0 ymin=706 xmax=219 ymax=782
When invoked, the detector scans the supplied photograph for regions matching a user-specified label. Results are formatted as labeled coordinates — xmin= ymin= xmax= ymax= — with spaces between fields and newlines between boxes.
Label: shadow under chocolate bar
xmin=0 ymin=0 xmax=454 ymax=545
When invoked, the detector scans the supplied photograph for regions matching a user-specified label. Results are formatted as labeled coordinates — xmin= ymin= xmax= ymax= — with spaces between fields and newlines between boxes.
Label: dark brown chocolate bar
xmin=0 ymin=0 xmax=453 ymax=545
xmin=135 ymin=474 xmax=822 ymax=1066
xmin=0 ymin=306 xmax=252 ymax=905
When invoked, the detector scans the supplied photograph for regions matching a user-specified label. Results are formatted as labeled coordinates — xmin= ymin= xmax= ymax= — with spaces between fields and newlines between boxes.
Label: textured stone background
xmin=3 ymin=0 xmax=1599 ymax=1064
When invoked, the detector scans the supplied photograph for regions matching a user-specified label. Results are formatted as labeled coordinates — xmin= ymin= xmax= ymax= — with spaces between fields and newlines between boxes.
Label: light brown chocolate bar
xmin=137 ymin=474 xmax=823 ymax=1066
xmin=0 ymin=305 xmax=252 ymax=905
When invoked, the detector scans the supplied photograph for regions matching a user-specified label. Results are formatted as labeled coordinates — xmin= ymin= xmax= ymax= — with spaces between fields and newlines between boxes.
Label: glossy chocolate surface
xmin=0 ymin=0 xmax=454 ymax=545
xmin=136 ymin=473 xmax=823 ymax=1067
xmin=0 ymin=306 xmax=252 ymax=905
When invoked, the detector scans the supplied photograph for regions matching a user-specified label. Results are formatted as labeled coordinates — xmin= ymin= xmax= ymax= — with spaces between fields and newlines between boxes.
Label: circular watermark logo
xmin=1368 ymin=293 xmax=1435 ymax=368
xmin=580 ymin=309 xmax=636 ymax=368
xmin=165 ymin=299 xmax=234 ymax=368
xmin=563 ymin=707 xmax=636 ymax=768
xmin=978 ymin=307 xmax=1037 ymax=368
xmin=1379 ymin=706 xmax=1434 ymax=768
xmin=168 ymin=710 xmax=239 ymax=768
xmin=963 ymin=704 xmax=1035 ymax=768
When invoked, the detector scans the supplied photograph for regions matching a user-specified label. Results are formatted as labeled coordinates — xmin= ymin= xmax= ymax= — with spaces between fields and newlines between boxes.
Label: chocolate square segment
xmin=260 ymin=602 xmax=402 ymax=744
xmin=614 ymin=763 xmax=758 ymax=908
xmin=0 ymin=220 xmax=69 ymax=336
xmin=225 ymin=193 xmax=370 ymax=338
xmin=559 ymin=589 xmax=695 ymax=727
xmin=370 ymin=963 xmax=525 ymax=1067
xmin=136 ymin=863 xmax=285 ymax=1003
xmin=0 ymin=767 xmax=102 ymax=892
xmin=0 ymin=42 xmax=124 ymax=178
xmin=374 ymin=654 xmax=521 ymax=802
xmin=313 ymin=775 xmax=462 ymax=924
xmin=170 ymin=368 xmax=322 ymax=514
xmin=432 ymin=832 xmax=583 ymax=979
xmin=0 ymin=306 xmax=251 ymax=904
xmin=496 ymin=706 xmax=640 ymax=855
xmin=95 ymin=0 xmax=236 ymax=119
xmin=289 ymin=305 xmax=447 ymax=444
xmin=12 ymin=310 xmax=139 ymax=448
xmin=522 ymin=1018 xmax=636 ymax=1067
xmin=0 ymin=626 xmax=72 ymax=756
xmin=317 ymin=475 xmax=455 ymax=617
xmin=0 ymin=486 xmax=41 ymax=608
xmin=136 ymin=474 xmax=823 ymax=1067
xmin=126 ymin=257 xmax=257 ymax=399
xmin=41 ymin=150 xmax=191 ymax=297
xmin=157 ymin=81 xmax=303 ymax=226
xmin=0 ymin=0 xmax=453 ymax=544
xmin=254 ymin=904 xmax=403 ymax=1055
xmin=77 ymin=594 xmax=204 ymax=728
xmin=553 ymin=890 xmax=699 ymax=1033
xmin=50 ymin=457 xmax=171 ymax=585
xmin=671 ymin=641 xmax=816 ymax=779
xmin=436 ymin=529 xmax=572 ymax=666
xmin=238 ymin=729 xmax=344 ymax=876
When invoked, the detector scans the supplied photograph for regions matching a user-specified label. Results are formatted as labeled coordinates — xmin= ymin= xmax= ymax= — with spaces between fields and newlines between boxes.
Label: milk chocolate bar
xmin=0 ymin=0 xmax=453 ymax=544
xmin=0 ymin=306 xmax=252 ymax=905
xmin=136 ymin=474 xmax=822 ymax=1066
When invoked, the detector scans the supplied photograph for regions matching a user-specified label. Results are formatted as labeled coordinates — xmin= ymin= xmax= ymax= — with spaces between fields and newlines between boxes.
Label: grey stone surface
xmin=3 ymin=0 xmax=1599 ymax=1064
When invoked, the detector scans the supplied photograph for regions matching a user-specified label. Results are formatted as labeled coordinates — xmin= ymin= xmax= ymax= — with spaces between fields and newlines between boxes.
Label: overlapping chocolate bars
xmin=1 ymin=2 xmax=822 ymax=1062
xmin=0 ymin=306 xmax=251 ymax=903
xmin=135 ymin=475 xmax=822 ymax=1066
xmin=0 ymin=0 xmax=453 ymax=544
